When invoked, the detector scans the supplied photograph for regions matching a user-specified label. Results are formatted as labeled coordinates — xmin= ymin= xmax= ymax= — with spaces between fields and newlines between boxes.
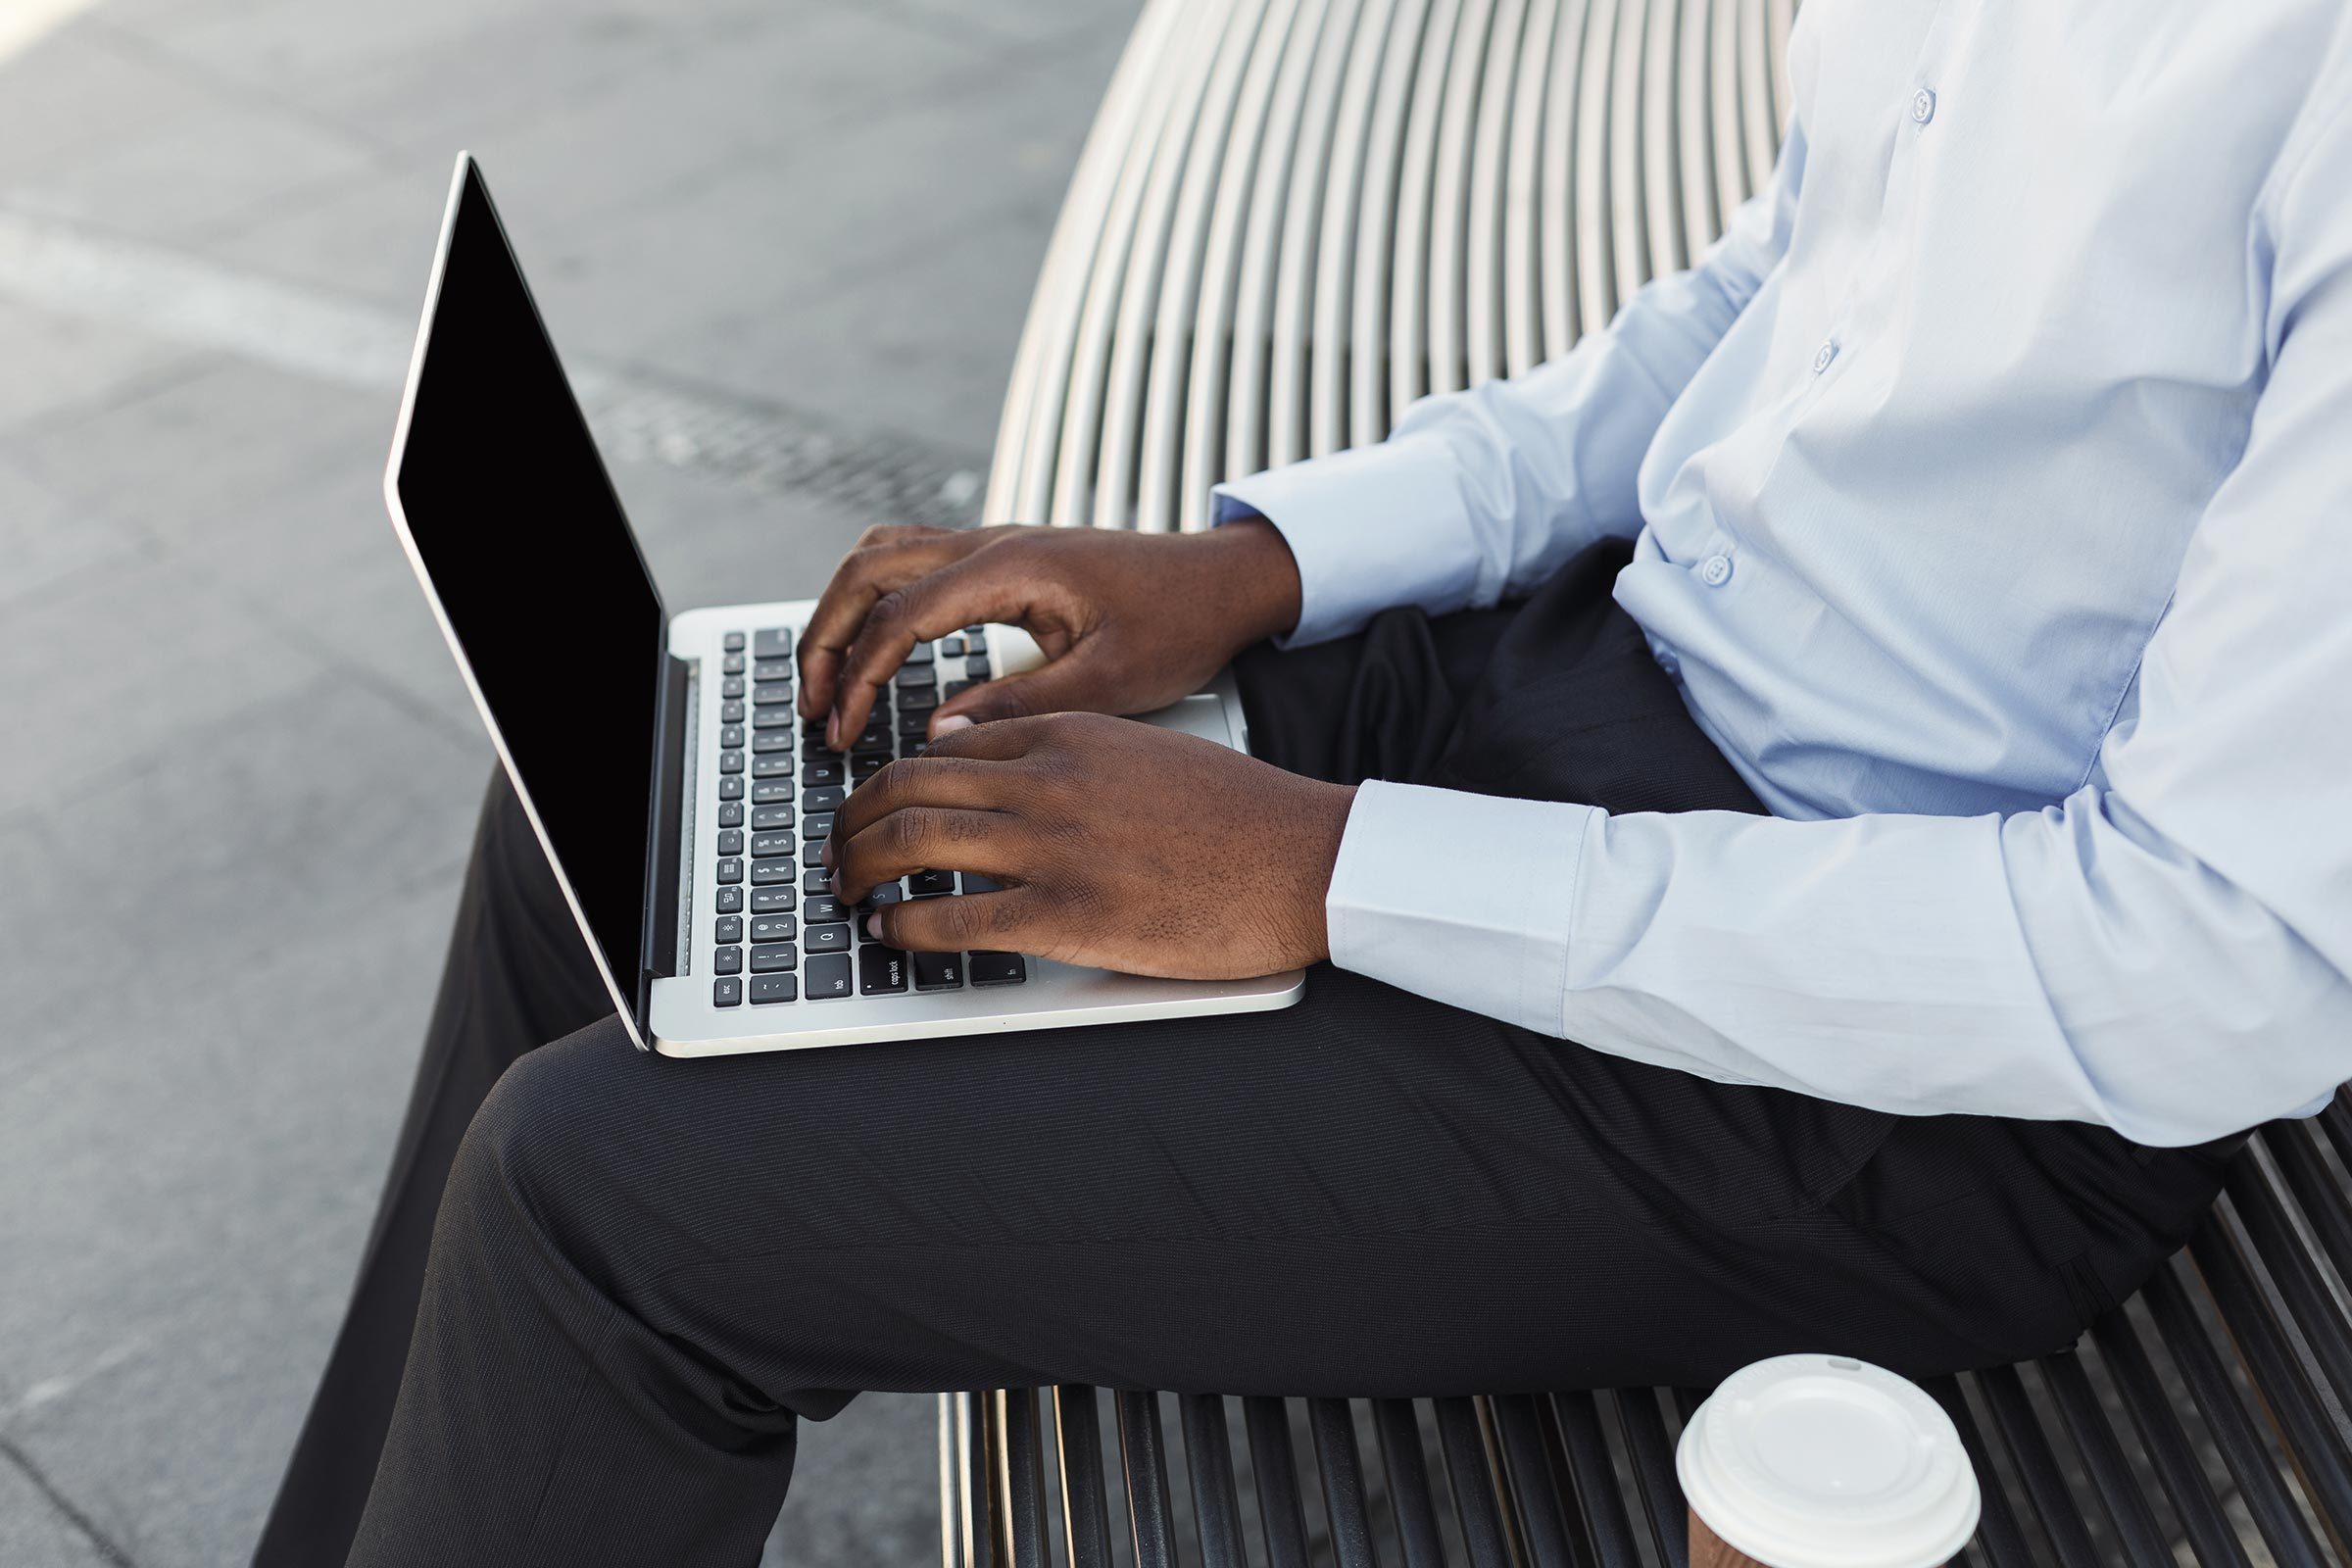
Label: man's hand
xmin=825 ymin=712 xmax=1353 ymax=979
xmin=796 ymin=519 xmax=1301 ymax=751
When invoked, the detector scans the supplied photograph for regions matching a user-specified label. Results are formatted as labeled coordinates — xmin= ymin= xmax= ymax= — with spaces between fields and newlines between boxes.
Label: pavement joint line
xmin=0 ymin=1434 xmax=140 ymax=1568
xmin=0 ymin=208 xmax=991 ymax=529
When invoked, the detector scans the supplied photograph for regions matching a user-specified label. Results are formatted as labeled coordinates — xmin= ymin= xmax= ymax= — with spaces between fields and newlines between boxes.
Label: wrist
xmin=1197 ymin=514 xmax=1303 ymax=647
xmin=1295 ymin=780 xmax=1356 ymax=966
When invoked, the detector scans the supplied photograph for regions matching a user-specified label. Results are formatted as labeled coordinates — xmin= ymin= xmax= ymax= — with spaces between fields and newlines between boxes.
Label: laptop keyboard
xmin=709 ymin=624 xmax=1028 ymax=1009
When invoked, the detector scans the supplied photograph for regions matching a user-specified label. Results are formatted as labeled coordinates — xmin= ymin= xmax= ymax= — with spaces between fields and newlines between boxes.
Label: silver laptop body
xmin=384 ymin=155 xmax=1303 ymax=1057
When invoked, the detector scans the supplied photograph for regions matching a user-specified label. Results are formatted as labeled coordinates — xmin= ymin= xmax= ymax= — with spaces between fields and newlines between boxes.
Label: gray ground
xmin=0 ymin=1 xmax=1134 ymax=1562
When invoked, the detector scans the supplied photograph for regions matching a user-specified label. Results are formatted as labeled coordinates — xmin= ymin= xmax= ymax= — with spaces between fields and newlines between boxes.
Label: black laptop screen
xmin=393 ymin=162 xmax=665 ymax=1014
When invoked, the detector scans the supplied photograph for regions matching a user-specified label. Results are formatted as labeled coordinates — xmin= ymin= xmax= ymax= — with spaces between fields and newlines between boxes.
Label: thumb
xmin=929 ymin=651 xmax=1114 ymax=733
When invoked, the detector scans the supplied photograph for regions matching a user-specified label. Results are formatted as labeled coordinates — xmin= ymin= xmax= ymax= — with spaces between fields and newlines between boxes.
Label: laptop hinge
xmin=642 ymin=652 xmax=693 ymax=992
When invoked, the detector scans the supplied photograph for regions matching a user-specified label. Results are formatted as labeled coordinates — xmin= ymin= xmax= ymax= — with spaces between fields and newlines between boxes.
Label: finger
xmin=913 ymin=714 xmax=1055 ymax=762
xmin=829 ymin=807 xmax=1021 ymax=906
xmin=829 ymin=754 xmax=1022 ymax=851
xmin=929 ymin=652 xmax=1119 ymax=735
xmin=870 ymin=888 xmax=1039 ymax=956
xmin=829 ymin=553 xmax=1051 ymax=749
xmin=796 ymin=526 xmax=974 ymax=726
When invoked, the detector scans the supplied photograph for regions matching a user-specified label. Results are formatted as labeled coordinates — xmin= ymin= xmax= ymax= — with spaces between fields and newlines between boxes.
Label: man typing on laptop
xmin=258 ymin=3 xmax=2352 ymax=1562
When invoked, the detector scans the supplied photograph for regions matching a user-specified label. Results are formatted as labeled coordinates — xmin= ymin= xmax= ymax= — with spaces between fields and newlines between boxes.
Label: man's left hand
xmin=825 ymin=713 xmax=1354 ymax=979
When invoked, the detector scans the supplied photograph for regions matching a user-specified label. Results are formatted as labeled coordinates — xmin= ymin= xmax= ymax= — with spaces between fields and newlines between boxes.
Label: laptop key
xmin=801 ymin=839 xmax=829 ymax=868
xmin=912 ymin=951 xmax=963 ymax=991
xmin=901 ymin=643 xmax=934 ymax=666
xmin=939 ymin=635 xmax=964 ymax=658
xmin=720 ymin=700 xmax=745 ymax=723
xmin=965 ymin=655 xmax=991 ymax=681
xmin=715 ymin=915 xmax=743 ymax=944
xmin=752 ymin=680 xmax=795 ymax=707
xmin=894 ymin=664 xmax=937 ymax=690
xmin=897 ymin=710 xmax=932 ymax=738
xmin=715 ymin=887 xmax=745 ymax=914
xmin=720 ymin=751 xmax=745 ymax=774
xmin=803 ymin=867 xmax=833 ymax=894
xmin=752 ymin=781 xmax=793 ymax=806
xmin=803 ymin=785 xmax=846 ymax=812
xmin=805 ymin=922 xmax=852 ymax=954
xmin=898 ymin=685 xmax=939 ymax=712
xmin=723 ymin=652 xmax=746 ymax=675
xmin=720 ymin=776 xmax=746 ymax=801
xmin=752 ymin=707 xmax=795 ymax=730
xmin=717 ymin=802 xmax=745 ymax=828
xmin=804 ymin=895 xmax=851 ymax=923
xmin=753 ymin=755 xmax=794 ymax=779
xmin=715 ymin=858 xmax=744 ymax=885
xmin=959 ymin=872 xmax=1002 ymax=894
xmin=753 ymin=730 xmax=793 ymax=755
xmin=713 ymin=946 xmax=742 ymax=975
xmin=751 ymin=831 xmax=795 ymax=858
xmin=858 ymin=944 xmax=909 ymax=995
xmin=906 ymin=869 xmax=956 ymax=898
xmin=751 ymin=914 xmax=797 ymax=944
xmin=804 ymin=954 xmax=853 ymax=999
xmin=751 ymin=974 xmax=799 ymax=1004
xmin=750 ymin=942 xmax=798 ymax=973
xmin=714 ymin=976 xmax=743 ymax=1006
xmin=751 ymin=805 xmax=794 ymax=831
xmin=723 ymin=631 xmax=746 ymax=652
xmin=801 ymin=811 xmax=834 ymax=840
xmin=721 ymin=675 xmax=746 ymax=699
xmin=751 ymin=885 xmax=793 ymax=914
xmin=803 ymin=758 xmax=844 ymax=786
xmin=755 ymin=659 xmax=795 ymax=682
xmin=969 ymin=952 xmax=1027 ymax=986
xmin=716 ymin=829 xmax=744 ymax=857
xmin=851 ymin=755 xmax=889 ymax=784
xmin=860 ymin=881 xmax=904 ymax=906
xmin=964 ymin=630 xmax=988 ymax=656
xmin=943 ymin=680 xmax=973 ymax=700
xmin=751 ymin=860 xmax=794 ymax=886
xmin=754 ymin=627 xmax=794 ymax=660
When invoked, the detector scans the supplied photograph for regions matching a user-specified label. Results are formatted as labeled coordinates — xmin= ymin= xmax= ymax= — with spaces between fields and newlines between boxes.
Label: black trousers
xmin=255 ymin=543 xmax=2235 ymax=1568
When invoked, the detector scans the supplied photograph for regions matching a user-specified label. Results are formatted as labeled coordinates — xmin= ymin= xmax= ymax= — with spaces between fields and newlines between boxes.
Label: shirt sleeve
xmin=1321 ymin=96 xmax=2352 ymax=1148
xmin=1210 ymin=121 xmax=1809 ymax=648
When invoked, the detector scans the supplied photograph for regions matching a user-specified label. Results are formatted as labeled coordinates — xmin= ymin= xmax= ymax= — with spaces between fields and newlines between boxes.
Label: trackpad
xmin=1138 ymin=694 xmax=1237 ymax=750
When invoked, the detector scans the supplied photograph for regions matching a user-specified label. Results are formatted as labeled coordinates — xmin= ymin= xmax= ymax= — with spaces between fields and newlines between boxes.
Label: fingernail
xmin=826 ymin=712 xmax=841 ymax=749
xmin=864 ymin=913 xmax=882 ymax=939
xmin=820 ymin=837 xmax=834 ymax=868
xmin=933 ymin=713 xmax=975 ymax=736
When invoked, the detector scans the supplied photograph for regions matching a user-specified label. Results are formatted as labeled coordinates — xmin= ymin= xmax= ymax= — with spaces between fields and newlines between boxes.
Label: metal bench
xmin=945 ymin=1 xmax=2352 ymax=1561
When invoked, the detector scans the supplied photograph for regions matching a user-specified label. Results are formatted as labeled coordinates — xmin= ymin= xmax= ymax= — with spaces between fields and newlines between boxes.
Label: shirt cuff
xmin=1210 ymin=433 xmax=1482 ymax=648
xmin=1324 ymin=780 xmax=1597 ymax=1036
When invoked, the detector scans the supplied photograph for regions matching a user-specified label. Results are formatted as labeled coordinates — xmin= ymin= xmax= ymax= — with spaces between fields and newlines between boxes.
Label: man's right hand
xmin=796 ymin=519 xmax=1302 ymax=749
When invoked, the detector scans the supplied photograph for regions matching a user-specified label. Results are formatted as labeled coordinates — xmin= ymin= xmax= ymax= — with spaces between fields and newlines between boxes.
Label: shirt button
xmin=1812 ymin=339 xmax=1838 ymax=374
xmin=1656 ymin=649 xmax=1681 ymax=678
xmin=1911 ymin=87 xmax=1936 ymax=124
xmin=1699 ymin=554 xmax=1734 ymax=587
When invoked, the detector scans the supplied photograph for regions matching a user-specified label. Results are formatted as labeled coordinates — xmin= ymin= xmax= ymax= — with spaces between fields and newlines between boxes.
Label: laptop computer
xmin=384 ymin=154 xmax=1304 ymax=1057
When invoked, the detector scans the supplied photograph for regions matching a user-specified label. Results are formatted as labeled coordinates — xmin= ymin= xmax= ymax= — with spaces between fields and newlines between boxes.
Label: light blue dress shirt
xmin=1212 ymin=0 xmax=2352 ymax=1146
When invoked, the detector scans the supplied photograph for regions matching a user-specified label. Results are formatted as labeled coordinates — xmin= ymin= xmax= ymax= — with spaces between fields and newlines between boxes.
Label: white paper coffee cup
xmin=1677 ymin=1354 xmax=1979 ymax=1568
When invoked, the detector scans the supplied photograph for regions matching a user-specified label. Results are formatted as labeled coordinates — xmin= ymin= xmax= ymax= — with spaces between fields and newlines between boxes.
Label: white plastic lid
xmin=1677 ymin=1354 xmax=1980 ymax=1568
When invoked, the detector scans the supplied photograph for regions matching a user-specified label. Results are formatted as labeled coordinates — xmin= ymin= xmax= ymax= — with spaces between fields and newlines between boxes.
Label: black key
xmin=851 ymin=754 xmax=889 ymax=783
xmin=853 ymin=720 xmax=892 ymax=752
xmin=939 ymin=635 xmax=965 ymax=658
xmin=897 ymin=710 xmax=932 ymax=738
xmin=901 ymin=642 xmax=934 ymax=666
xmin=723 ymin=631 xmax=746 ymax=652
xmin=722 ymin=652 xmax=746 ymax=674
xmin=753 ymin=681 xmax=795 ymax=708
xmin=754 ymin=627 xmax=794 ymax=660
xmin=803 ymin=867 xmax=833 ymax=894
xmin=943 ymin=680 xmax=973 ymax=700
xmin=751 ymin=973 xmax=799 ymax=1004
xmin=750 ymin=942 xmax=798 ymax=973
xmin=912 ymin=950 xmax=963 ymax=991
xmin=802 ymin=758 xmax=844 ymax=786
xmin=753 ymin=729 xmax=794 ymax=754
xmin=751 ymin=859 xmax=795 ymax=885
xmin=969 ymin=952 xmax=1027 ymax=986
xmin=715 ymin=886 xmax=745 ymax=913
xmin=720 ymin=700 xmax=745 ymax=723
xmin=802 ymin=811 xmax=835 ymax=840
xmin=893 ymin=664 xmax=938 ymax=689
xmin=750 ymin=804 xmax=794 ymax=831
xmin=858 ymin=943 xmax=909 ymax=995
xmin=713 ymin=946 xmax=743 ymax=975
xmin=721 ymin=675 xmax=746 ymax=699
xmin=714 ymin=915 xmax=743 ymax=944
xmin=959 ymin=872 xmax=1003 ymax=894
xmin=804 ymin=953 xmax=853 ymax=1000
xmin=751 ymin=913 xmax=797 ymax=944
xmin=717 ymin=802 xmax=745 ymax=828
xmin=805 ymin=895 xmax=851 ymax=922
xmin=805 ymin=922 xmax=852 ymax=954
xmin=965 ymin=655 xmax=991 ymax=681
xmin=906 ymin=868 xmax=956 ymax=898
xmin=752 ymin=708 xmax=796 ymax=730
xmin=719 ymin=776 xmax=745 ymax=801
xmin=752 ymin=755 xmax=795 ymax=779
xmin=801 ymin=838 xmax=829 ymax=868
xmin=716 ymin=829 xmax=744 ymax=857
xmin=859 ymin=881 xmax=904 ymax=906
xmin=751 ymin=781 xmax=793 ymax=806
xmin=751 ymin=831 xmax=795 ymax=858
xmin=804 ymin=785 xmax=846 ymax=812
xmin=897 ymin=685 xmax=939 ymax=712
xmin=713 ymin=976 xmax=743 ymax=1006
xmin=720 ymin=751 xmax=745 ymax=774
xmin=715 ymin=857 xmax=744 ymax=885
xmin=754 ymin=659 xmax=795 ymax=682
xmin=751 ymin=885 xmax=794 ymax=914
